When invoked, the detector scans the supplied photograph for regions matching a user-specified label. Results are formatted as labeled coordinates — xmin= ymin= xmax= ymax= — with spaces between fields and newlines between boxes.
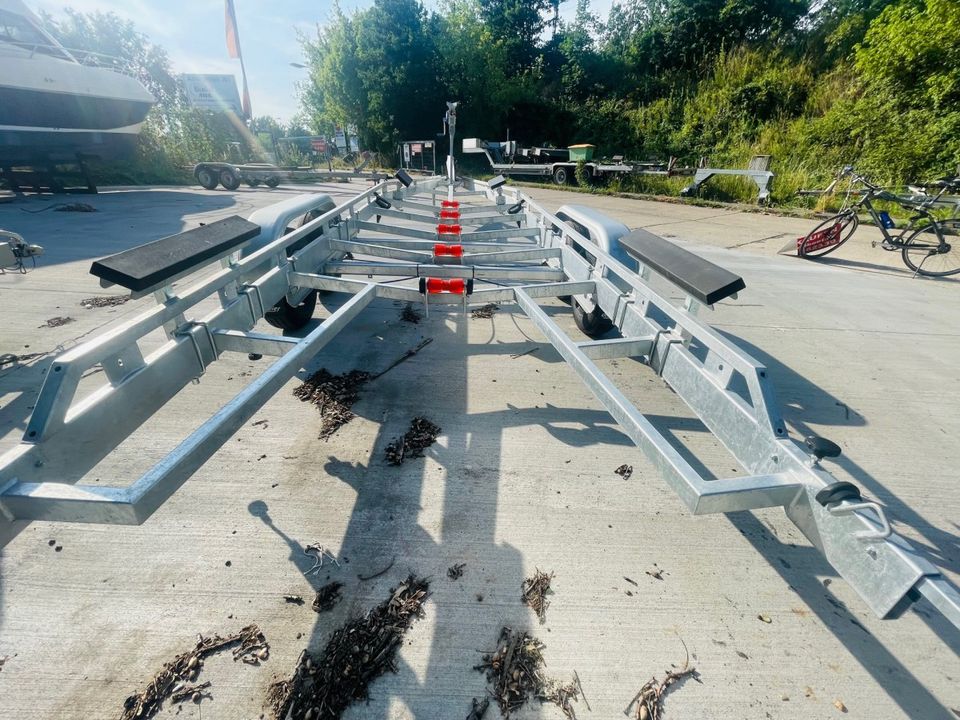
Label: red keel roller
xmin=440 ymin=200 xmax=460 ymax=208
xmin=439 ymin=209 xmax=461 ymax=220
xmin=437 ymin=223 xmax=462 ymax=235
xmin=433 ymin=243 xmax=463 ymax=257
xmin=419 ymin=277 xmax=474 ymax=295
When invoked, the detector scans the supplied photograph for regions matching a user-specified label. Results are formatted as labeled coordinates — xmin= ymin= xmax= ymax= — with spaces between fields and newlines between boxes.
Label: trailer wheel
xmin=195 ymin=166 xmax=219 ymax=190
xmin=246 ymin=178 xmax=261 ymax=187
xmin=265 ymin=177 xmax=281 ymax=188
xmin=219 ymin=168 xmax=241 ymax=191
xmin=552 ymin=166 xmax=570 ymax=185
xmin=264 ymin=290 xmax=317 ymax=331
xmin=573 ymin=299 xmax=612 ymax=338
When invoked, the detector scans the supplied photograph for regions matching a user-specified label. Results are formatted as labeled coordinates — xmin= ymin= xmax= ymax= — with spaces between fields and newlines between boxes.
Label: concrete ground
xmin=0 ymin=182 xmax=958 ymax=720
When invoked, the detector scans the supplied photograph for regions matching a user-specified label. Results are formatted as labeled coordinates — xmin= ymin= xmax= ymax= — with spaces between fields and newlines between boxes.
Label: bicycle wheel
xmin=902 ymin=219 xmax=960 ymax=277
xmin=799 ymin=211 xmax=859 ymax=258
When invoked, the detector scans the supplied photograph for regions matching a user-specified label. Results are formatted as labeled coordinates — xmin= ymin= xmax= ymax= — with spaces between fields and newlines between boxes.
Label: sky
xmin=29 ymin=0 xmax=613 ymax=124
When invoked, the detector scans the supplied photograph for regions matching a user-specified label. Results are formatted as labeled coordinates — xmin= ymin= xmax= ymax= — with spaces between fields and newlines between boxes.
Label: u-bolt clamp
xmin=175 ymin=320 xmax=217 ymax=379
xmin=238 ymin=283 xmax=266 ymax=321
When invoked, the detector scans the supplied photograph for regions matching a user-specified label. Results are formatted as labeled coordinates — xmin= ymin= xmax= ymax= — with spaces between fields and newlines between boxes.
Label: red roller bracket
xmin=441 ymin=200 xmax=460 ymax=208
xmin=439 ymin=209 xmax=461 ymax=220
xmin=437 ymin=224 xmax=462 ymax=236
xmin=433 ymin=243 xmax=463 ymax=257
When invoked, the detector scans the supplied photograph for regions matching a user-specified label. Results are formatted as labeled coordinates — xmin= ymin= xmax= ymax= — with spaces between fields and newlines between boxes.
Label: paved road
xmin=0 ymin=182 xmax=957 ymax=719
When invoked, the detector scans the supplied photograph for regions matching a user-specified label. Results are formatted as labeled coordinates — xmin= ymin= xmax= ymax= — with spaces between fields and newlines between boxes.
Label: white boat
xmin=0 ymin=0 xmax=155 ymax=164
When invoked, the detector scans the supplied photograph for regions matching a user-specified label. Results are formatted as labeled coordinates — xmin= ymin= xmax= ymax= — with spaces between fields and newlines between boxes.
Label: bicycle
xmin=797 ymin=167 xmax=960 ymax=277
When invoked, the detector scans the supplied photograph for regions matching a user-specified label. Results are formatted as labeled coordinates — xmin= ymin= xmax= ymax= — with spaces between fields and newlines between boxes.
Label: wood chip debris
xmin=119 ymin=624 xmax=268 ymax=720
xmin=471 ymin=303 xmax=500 ymax=319
xmin=466 ymin=696 xmax=490 ymax=719
xmin=170 ymin=680 xmax=210 ymax=704
xmin=41 ymin=316 xmax=74 ymax=328
xmin=834 ymin=699 xmax=848 ymax=713
xmin=312 ymin=582 xmax=344 ymax=612
xmin=615 ymin=464 xmax=634 ymax=480
xmin=293 ymin=369 xmax=371 ymax=439
xmin=645 ymin=564 xmax=664 ymax=581
xmin=447 ymin=562 xmax=466 ymax=580
xmin=624 ymin=659 xmax=699 ymax=720
xmin=80 ymin=295 xmax=130 ymax=308
xmin=283 ymin=595 xmax=305 ymax=605
xmin=385 ymin=416 xmax=441 ymax=465
xmin=475 ymin=627 xmax=579 ymax=719
xmin=268 ymin=575 xmax=430 ymax=720
xmin=399 ymin=303 xmax=422 ymax=323
xmin=521 ymin=569 xmax=554 ymax=624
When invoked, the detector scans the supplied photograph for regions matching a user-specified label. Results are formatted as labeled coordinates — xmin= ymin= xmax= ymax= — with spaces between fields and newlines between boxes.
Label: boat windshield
xmin=0 ymin=8 xmax=72 ymax=60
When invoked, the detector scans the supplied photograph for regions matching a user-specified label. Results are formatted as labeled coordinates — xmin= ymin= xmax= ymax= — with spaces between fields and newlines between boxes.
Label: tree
xmin=478 ymin=0 xmax=554 ymax=72
xmin=301 ymin=0 xmax=440 ymax=151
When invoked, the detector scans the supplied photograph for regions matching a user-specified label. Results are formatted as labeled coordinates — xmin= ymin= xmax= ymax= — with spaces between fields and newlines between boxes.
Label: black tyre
xmin=196 ymin=166 xmax=219 ymax=190
xmin=799 ymin=211 xmax=858 ymax=258
xmin=265 ymin=177 xmax=281 ymax=188
xmin=902 ymin=219 xmax=960 ymax=277
xmin=264 ymin=290 xmax=317 ymax=331
xmin=573 ymin=299 xmax=612 ymax=338
xmin=245 ymin=178 xmax=261 ymax=187
xmin=552 ymin=165 xmax=570 ymax=186
xmin=219 ymin=168 xmax=241 ymax=191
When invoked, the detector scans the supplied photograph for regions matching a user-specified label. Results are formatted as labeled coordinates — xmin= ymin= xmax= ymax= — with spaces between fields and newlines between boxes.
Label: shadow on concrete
xmin=810 ymin=255 xmax=960 ymax=284
xmin=0 ymin=189 xmax=240 ymax=267
xmin=647 ymin=412 xmax=959 ymax=720
xmin=249 ymin=303 xmax=528 ymax=718
xmin=720 ymin=329 xmax=960 ymax=577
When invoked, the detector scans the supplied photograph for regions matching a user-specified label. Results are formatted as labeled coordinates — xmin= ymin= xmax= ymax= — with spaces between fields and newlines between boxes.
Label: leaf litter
xmin=624 ymin=642 xmax=700 ymax=720
xmin=475 ymin=627 xmax=581 ymax=719
xmin=119 ymin=624 xmax=268 ymax=720
xmin=293 ymin=369 xmax=371 ymax=439
xmin=268 ymin=575 xmax=430 ymax=720
xmin=521 ymin=569 xmax=554 ymax=624
xmin=384 ymin=416 xmax=442 ymax=465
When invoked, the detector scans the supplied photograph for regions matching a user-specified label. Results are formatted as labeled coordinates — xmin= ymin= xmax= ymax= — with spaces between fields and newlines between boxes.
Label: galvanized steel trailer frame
xmin=1 ymin=158 xmax=958 ymax=637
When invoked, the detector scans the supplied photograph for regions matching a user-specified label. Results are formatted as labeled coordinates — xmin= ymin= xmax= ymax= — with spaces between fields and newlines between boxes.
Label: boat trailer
xmin=1 ymin=124 xmax=958 ymax=641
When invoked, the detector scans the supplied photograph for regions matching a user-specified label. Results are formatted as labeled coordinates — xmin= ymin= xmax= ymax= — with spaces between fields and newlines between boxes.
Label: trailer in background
xmin=192 ymin=155 xmax=379 ymax=191
xmin=462 ymin=138 xmax=692 ymax=185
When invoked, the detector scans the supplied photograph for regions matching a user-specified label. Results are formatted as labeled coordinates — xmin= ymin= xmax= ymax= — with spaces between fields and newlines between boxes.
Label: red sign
xmin=798 ymin=223 xmax=842 ymax=254
xmin=310 ymin=138 xmax=327 ymax=152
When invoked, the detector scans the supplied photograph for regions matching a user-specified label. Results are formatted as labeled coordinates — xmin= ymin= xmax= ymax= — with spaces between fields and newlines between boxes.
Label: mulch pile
xmin=312 ymin=582 xmax=344 ymax=613
xmin=81 ymin=295 xmax=130 ymax=308
xmin=521 ymin=569 xmax=554 ymax=624
xmin=384 ymin=417 xmax=441 ymax=465
xmin=399 ymin=303 xmax=422 ymax=324
xmin=475 ymin=627 xmax=581 ymax=719
xmin=471 ymin=303 xmax=500 ymax=319
xmin=447 ymin=562 xmax=466 ymax=580
xmin=120 ymin=624 xmax=268 ymax=720
xmin=293 ymin=369 xmax=371 ymax=439
xmin=41 ymin=316 xmax=74 ymax=328
xmin=268 ymin=575 xmax=430 ymax=720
